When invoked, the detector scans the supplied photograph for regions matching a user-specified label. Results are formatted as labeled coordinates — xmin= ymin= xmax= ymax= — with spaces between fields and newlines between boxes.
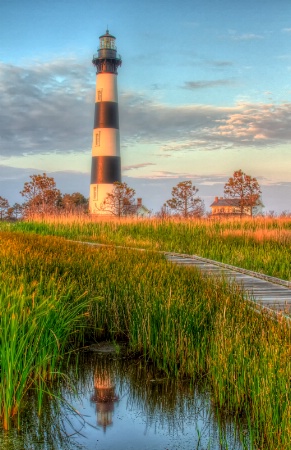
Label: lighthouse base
xmin=89 ymin=183 xmax=116 ymax=215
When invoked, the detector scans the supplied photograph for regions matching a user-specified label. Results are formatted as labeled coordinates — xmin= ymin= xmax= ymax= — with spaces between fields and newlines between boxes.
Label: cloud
xmin=0 ymin=164 xmax=36 ymax=182
xmin=183 ymin=79 xmax=236 ymax=89
xmin=159 ymin=140 xmax=233 ymax=153
xmin=122 ymin=162 xmax=156 ymax=171
xmin=211 ymin=102 xmax=291 ymax=146
xmin=146 ymin=171 xmax=189 ymax=179
xmin=0 ymin=58 xmax=240 ymax=157
xmin=127 ymin=170 xmax=224 ymax=181
xmin=120 ymin=93 xmax=291 ymax=150
xmin=206 ymin=60 xmax=234 ymax=68
xmin=1 ymin=58 xmax=291 ymax=160
xmin=0 ymin=59 xmax=94 ymax=157
xmin=150 ymin=83 xmax=167 ymax=90
xmin=119 ymin=93 xmax=291 ymax=151
xmin=229 ymin=32 xmax=264 ymax=41
xmin=282 ymin=28 xmax=291 ymax=33
xmin=119 ymin=91 xmax=239 ymax=144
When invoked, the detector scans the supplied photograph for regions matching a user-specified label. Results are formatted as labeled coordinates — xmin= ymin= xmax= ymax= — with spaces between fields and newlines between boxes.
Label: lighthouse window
xmin=93 ymin=186 xmax=98 ymax=200
xmin=97 ymin=90 xmax=102 ymax=101
xmin=101 ymin=38 xmax=115 ymax=49
xmin=95 ymin=132 xmax=100 ymax=146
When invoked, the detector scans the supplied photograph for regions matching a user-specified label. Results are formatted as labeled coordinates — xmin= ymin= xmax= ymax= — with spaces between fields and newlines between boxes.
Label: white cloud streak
xmin=122 ymin=162 xmax=156 ymax=171
xmin=228 ymin=32 xmax=264 ymax=41
xmin=183 ymin=79 xmax=236 ymax=89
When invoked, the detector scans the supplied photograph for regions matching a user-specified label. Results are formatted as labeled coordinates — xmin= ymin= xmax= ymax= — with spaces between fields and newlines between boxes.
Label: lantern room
xmin=99 ymin=30 xmax=117 ymax=50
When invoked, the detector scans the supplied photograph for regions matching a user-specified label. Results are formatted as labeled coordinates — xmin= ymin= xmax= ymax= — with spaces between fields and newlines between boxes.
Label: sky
xmin=0 ymin=0 xmax=291 ymax=214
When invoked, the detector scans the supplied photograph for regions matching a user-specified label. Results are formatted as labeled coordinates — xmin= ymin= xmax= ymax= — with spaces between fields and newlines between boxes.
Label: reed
xmin=0 ymin=230 xmax=291 ymax=447
xmin=0 ymin=233 xmax=95 ymax=429
xmin=1 ymin=215 xmax=291 ymax=279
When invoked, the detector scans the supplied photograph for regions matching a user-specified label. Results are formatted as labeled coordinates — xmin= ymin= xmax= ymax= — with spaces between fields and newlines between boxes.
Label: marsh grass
xmin=2 ymin=215 xmax=291 ymax=280
xmin=0 ymin=234 xmax=96 ymax=429
xmin=0 ymin=230 xmax=291 ymax=447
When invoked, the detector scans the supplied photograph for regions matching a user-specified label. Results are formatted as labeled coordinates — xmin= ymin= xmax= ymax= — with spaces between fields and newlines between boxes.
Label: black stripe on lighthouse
xmin=91 ymin=156 xmax=121 ymax=184
xmin=94 ymin=102 xmax=119 ymax=129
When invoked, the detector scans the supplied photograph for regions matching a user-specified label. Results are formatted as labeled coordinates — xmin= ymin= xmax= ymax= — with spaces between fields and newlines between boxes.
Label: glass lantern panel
xmin=100 ymin=37 xmax=115 ymax=49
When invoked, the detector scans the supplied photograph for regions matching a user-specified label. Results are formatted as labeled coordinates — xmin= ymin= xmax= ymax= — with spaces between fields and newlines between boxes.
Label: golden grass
xmin=2 ymin=215 xmax=290 ymax=280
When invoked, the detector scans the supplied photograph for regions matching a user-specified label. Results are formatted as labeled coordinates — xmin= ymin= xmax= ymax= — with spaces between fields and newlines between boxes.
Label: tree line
xmin=0 ymin=169 xmax=265 ymax=220
xmin=0 ymin=173 xmax=88 ymax=220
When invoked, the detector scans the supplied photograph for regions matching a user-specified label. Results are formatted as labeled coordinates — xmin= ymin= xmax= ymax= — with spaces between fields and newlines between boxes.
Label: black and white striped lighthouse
xmin=89 ymin=30 xmax=122 ymax=214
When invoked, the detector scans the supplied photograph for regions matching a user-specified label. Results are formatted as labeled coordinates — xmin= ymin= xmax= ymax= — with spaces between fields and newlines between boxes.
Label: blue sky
xmin=1 ymin=0 xmax=291 ymax=213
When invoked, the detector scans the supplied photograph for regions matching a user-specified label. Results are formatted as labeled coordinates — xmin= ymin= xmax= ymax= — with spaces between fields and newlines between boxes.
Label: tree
xmin=100 ymin=182 xmax=136 ymax=217
xmin=155 ymin=203 xmax=170 ymax=219
xmin=279 ymin=210 xmax=291 ymax=218
xmin=224 ymin=169 xmax=261 ymax=217
xmin=20 ymin=173 xmax=61 ymax=216
xmin=12 ymin=203 xmax=23 ymax=219
xmin=0 ymin=196 xmax=9 ymax=220
xmin=165 ymin=181 xmax=204 ymax=218
xmin=61 ymin=192 xmax=89 ymax=214
xmin=6 ymin=203 xmax=23 ymax=221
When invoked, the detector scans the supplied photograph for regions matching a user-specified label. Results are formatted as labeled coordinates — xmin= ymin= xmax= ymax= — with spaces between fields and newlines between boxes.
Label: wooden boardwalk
xmin=165 ymin=252 xmax=291 ymax=314
xmin=71 ymin=240 xmax=291 ymax=316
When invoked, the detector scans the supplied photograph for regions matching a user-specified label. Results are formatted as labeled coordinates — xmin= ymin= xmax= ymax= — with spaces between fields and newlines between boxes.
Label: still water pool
xmin=0 ymin=348 xmax=249 ymax=449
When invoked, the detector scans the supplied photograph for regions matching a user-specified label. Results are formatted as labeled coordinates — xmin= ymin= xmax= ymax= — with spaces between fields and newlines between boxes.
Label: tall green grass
xmin=1 ymin=216 xmax=290 ymax=279
xmin=1 ymin=231 xmax=291 ymax=447
xmin=0 ymin=234 xmax=96 ymax=429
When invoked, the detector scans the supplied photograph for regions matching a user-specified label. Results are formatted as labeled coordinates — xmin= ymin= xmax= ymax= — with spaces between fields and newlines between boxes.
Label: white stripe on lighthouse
xmin=95 ymin=73 xmax=118 ymax=102
xmin=92 ymin=129 xmax=120 ymax=157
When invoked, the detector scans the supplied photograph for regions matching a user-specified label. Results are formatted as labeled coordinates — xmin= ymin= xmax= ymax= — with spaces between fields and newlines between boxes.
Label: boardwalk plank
xmin=165 ymin=252 xmax=291 ymax=314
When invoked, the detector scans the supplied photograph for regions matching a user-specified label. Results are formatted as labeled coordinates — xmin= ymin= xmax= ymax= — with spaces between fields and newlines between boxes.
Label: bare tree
xmin=20 ymin=173 xmax=61 ymax=217
xmin=166 ymin=181 xmax=204 ymax=218
xmin=100 ymin=182 xmax=136 ymax=217
xmin=12 ymin=203 xmax=23 ymax=219
xmin=0 ymin=196 xmax=10 ymax=220
xmin=224 ymin=169 xmax=262 ymax=217
xmin=6 ymin=203 xmax=23 ymax=221
xmin=279 ymin=210 xmax=291 ymax=218
xmin=155 ymin=203 xmax=170 ymax=219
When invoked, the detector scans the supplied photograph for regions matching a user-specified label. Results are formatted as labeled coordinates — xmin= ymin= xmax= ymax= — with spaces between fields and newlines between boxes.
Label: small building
xmin=128 ymin=198 xmax=151 ymax=218
xmin=210 ymin=197 xmax=263 ymax=217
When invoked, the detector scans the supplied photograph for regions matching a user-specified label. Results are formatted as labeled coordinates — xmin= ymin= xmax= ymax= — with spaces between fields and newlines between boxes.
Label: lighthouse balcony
xmin=94 ymin=48 xmax=122 ymax=60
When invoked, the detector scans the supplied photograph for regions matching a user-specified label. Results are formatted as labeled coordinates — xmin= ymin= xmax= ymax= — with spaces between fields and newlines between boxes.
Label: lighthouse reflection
xmin=90 ymin=359 xmax=119 ymax=431
xmin=77 ymin=353 xmax=250 ymax=449
xmin=1 ymin=353 xmax=250 ymax=449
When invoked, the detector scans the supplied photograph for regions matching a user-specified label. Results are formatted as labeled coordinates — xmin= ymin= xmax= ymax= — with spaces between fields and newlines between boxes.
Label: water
xmin=0 ymin=349 xmax=249 ymax=449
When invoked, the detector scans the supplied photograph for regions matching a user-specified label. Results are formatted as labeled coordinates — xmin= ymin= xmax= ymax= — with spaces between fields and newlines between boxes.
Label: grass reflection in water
xmin=0 ymin=351 xmax=251 ymax=449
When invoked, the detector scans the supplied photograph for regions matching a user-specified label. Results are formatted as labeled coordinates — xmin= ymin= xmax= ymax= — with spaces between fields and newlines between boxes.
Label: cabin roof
xmin=210 ymin=198 xmax=241 ymax=207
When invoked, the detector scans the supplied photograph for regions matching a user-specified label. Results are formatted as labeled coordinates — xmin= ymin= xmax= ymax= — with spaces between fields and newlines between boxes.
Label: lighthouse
xmin=89 ymin=30 xmax=122 ymax=214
